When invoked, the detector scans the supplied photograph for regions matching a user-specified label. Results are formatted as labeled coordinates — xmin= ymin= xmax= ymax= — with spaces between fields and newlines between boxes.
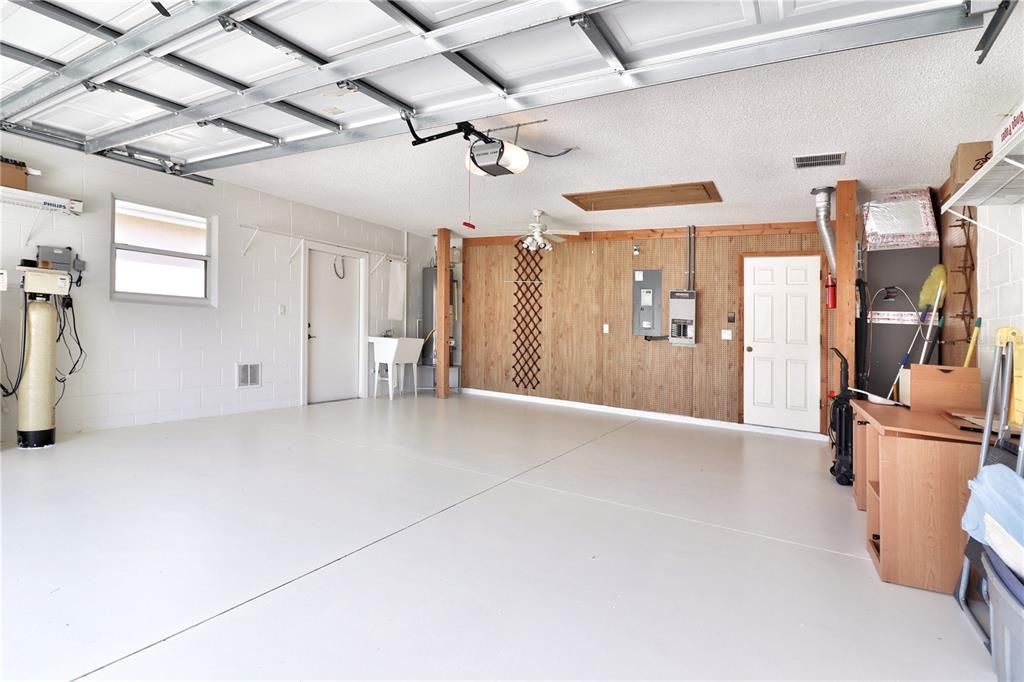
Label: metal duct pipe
xmin=688 ymin=224 xmax=696 ymax=290
xmin=812 ymin=186 xmax=837 ymax=273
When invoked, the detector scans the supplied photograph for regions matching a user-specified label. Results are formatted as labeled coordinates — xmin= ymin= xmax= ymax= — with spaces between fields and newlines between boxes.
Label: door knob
xmin=746 ymin=346 xmax=753 ymax=352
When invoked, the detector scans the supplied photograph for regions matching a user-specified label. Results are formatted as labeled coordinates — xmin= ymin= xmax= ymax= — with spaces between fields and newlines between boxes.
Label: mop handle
xmin=963 ymin=318 xmax=982 ymax=367
xmin=918 ymin=281 xmax=944 ymax=364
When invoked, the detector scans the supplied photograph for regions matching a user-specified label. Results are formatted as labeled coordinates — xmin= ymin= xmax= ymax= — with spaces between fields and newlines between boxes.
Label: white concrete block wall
xmin=0 ymin=134 xmax=428 ymax=444
xmin=976 ymin=204 xmax=1024 ymax=384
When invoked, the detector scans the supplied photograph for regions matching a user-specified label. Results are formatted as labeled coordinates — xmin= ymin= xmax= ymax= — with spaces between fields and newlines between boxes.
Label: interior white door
xmin=743 ymin=255 xmax=821 ymax=432
xmin=307 ymin=249 xmax=360 ymax=403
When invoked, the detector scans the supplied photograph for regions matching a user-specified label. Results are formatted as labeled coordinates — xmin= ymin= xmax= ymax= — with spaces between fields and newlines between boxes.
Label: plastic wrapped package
xmin=963 ymin=464 xmax=1024 ymax=555
xmin=862 ymin=187 xmax=939 ymax=251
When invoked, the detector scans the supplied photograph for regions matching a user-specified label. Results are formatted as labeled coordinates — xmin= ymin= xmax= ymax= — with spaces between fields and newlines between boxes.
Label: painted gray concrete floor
xmin=1 ymin=395 xmax=991 ymax=679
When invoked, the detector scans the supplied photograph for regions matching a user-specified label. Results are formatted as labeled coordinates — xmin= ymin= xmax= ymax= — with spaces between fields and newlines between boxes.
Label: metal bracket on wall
xmin=241 ymin=226 xmax=260 ymax=256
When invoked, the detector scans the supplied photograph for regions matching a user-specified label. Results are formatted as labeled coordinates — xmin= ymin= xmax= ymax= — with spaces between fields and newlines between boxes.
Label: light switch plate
xmin=0 ymin=269 xmax=6 ymax=292
xmin=721 ymin=329 xmax=733 ymax=340
xmin=602 ymin=323 xmax=609 ymax=334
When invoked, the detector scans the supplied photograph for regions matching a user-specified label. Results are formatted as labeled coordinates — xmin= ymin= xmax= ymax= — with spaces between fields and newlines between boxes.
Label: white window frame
xmin=110 ymin=195 xmax=216 ymax=307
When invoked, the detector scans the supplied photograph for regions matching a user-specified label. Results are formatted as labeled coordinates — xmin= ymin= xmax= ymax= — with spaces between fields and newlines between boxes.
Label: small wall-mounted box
xmin=669 ymin=289 xmax=697 ymax=346
xmin=16 ymin=266 xmax=71 ymax=296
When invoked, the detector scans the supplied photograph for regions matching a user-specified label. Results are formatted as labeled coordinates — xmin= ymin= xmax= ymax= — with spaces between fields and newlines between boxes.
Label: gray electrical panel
xmin=669 ymin=289 xmax=697 ymax=346
xmin=632 ymin=269 xmax=662 ymax=336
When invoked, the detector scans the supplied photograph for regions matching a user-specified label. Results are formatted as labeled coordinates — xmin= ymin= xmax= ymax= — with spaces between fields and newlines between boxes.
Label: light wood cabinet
xmin=852 ymin=400 xmax=981 ymax=593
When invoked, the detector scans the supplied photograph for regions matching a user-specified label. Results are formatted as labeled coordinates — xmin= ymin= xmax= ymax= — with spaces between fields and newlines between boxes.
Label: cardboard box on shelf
xmin=909 ymin=364 xmax=981 ymax=412
xmin=0 ymin=161 xmax=28 ymax=190
xmin=950 ymin=141 xmax=992 ymax=186
xmin=940 ymin=141 xmax=994 ymax=204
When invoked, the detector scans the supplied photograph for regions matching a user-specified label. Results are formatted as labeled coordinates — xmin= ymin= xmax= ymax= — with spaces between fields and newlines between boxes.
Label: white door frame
xmin=300 ymin=241 xmax=369 ymax=405
xmin=739 ymin=252 xmax=825 ymax=433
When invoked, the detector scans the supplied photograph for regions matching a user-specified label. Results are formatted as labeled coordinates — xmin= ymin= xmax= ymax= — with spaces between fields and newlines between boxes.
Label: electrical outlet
xmin=278 ymin=304 xmax=286 ymax=315
xmin=721 ymin=329 xmax=733 ymax=341
xmin=602 ymin=323 xmax=609 ymax=334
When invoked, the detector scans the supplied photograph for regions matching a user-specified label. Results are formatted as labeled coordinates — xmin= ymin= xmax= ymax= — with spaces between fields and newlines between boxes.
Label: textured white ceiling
xmin=209 ymin=13 xmax=1023 ymax=236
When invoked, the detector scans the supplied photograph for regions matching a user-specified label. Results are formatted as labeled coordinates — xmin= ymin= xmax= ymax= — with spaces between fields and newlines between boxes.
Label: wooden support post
xmin=834 ymin=180 xmax=859 ymax=395
xmin=436 ymin=228 xmax=451 ymax=399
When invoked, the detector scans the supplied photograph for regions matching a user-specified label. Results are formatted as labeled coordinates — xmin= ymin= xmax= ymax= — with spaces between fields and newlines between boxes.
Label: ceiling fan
xmin=518 ymin=209 xmax=579 ymax=251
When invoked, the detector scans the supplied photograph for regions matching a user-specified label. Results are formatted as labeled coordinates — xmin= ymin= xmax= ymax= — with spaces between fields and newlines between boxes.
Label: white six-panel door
xmin=742 ymin=255 xmax=821 ymax=432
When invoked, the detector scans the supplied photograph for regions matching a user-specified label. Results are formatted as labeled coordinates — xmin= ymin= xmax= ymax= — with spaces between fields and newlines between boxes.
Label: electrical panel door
xmin=632 ymin=269 xmax=662 ymax=336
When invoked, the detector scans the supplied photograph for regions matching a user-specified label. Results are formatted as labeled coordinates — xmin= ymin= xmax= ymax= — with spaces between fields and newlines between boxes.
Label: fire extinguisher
xmin=825 ymin=273 xmax=837 ymax=310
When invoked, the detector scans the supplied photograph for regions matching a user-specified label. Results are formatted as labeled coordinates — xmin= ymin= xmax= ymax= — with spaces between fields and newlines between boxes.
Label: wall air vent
xmin=793 ymin=152 xmax=846 ymax=169
xmin=236 ymin=362 xmax=262 ymax=388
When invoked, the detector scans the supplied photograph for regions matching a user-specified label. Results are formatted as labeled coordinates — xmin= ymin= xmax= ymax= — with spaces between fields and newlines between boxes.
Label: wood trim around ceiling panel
xmin=462 ymin=221 xmax=819 ymax=247
xmin=563 ymin=181 xmax=722 ymax=211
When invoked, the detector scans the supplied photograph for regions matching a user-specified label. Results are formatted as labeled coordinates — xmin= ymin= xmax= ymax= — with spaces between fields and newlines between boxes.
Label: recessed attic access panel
xmin=633 ymin=269 xmax=662 ymax=336
xmin=564 ymin=182 xmax=721 ymax=211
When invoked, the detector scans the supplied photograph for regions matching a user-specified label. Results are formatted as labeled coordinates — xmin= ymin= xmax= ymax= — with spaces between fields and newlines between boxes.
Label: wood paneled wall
xmin=463 ymin=228 xmax=825 ymax=424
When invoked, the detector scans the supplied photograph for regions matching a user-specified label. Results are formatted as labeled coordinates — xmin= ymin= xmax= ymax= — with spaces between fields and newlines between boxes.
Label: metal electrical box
xmin=632 ymin=269 xmax=662 ymax=336
xmin=669 ymin=289 xmax=697 ymax=346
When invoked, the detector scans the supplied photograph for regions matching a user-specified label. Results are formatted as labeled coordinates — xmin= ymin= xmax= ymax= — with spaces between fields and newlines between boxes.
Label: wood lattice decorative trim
xmin=511 ymin=248 xmax=543 ymax=390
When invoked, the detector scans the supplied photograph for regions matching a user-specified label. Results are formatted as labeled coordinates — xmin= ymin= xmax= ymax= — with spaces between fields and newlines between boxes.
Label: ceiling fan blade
xmin=547 ymin=229 xmax=580 ymax=236
xmin=547 ymin=234 xmax=566 ymax=243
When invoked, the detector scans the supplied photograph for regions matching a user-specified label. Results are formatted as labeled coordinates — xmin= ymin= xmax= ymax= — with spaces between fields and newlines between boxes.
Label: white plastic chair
xmin=373 ymin=337 xmax=425 ymax=400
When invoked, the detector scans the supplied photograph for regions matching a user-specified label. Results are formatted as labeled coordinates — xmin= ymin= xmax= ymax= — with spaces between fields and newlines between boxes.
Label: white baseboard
xmin=460 ymin=388 xmax=829 ymax=442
